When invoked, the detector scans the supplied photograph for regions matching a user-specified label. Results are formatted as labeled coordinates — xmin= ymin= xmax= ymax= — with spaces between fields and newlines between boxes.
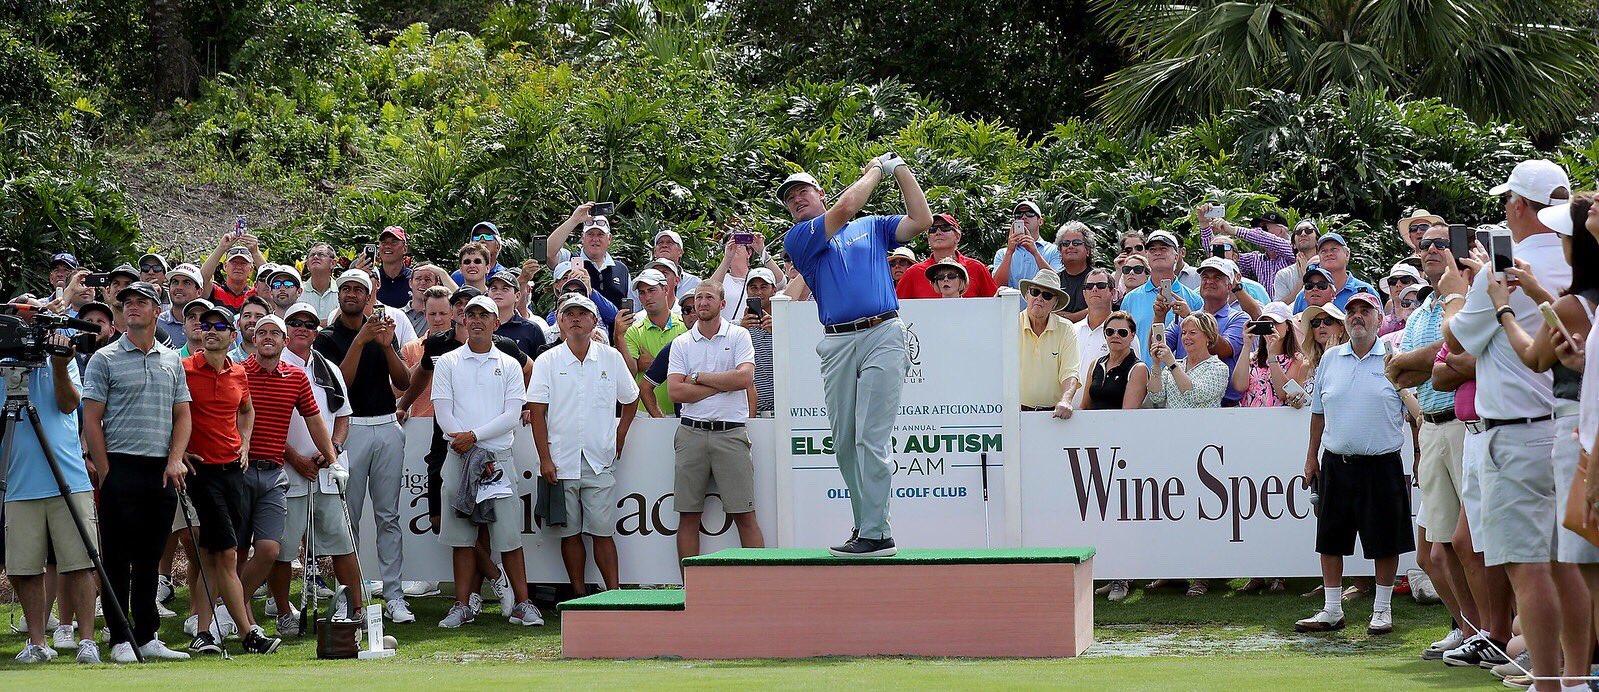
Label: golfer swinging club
xmin=779 ymin=154 xmax=932 ymax=557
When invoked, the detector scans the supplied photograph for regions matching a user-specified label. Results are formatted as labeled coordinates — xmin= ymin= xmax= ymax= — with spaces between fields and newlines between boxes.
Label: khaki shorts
xmin=1418 ymin=419 xmax=1466 ymax=539
xmin=561 ymin=464 xmax=616 ymax=538
xmin=440 ymin=450 xmax=524 ymax=553
xmin=278 ymin=491 xmax=356 ymax=559
xmin=673 ymin=425 xmax=755 ymax=514
xmin=172 ymin=500 xmax=199 ymax=533
xmin=5 ymin=492 xmax=98 ymax=575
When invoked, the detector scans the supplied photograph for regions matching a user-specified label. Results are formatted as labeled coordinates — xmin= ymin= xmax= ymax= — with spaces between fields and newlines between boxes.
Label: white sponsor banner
xmin=1016 ymin=407 xmax=1417 ymax=579
xmin=355 ymin=417 xmax=778 ymax=585
xmin=771 ymin=295 xmax=1021 ymax=549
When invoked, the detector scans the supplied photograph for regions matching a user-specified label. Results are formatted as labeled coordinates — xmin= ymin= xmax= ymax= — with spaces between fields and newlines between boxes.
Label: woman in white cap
xmin=1378 ymin=262 xmax=1424 ymax=335
xmin=1300 ymin=304 xmax=1347 ymax=380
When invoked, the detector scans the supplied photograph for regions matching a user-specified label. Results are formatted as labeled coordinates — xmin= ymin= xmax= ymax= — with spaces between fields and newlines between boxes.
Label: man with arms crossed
xmin=668 ymin=283 xmax=764 ymax=562
xmin=778 ymin=153 xmax=932 ymax=557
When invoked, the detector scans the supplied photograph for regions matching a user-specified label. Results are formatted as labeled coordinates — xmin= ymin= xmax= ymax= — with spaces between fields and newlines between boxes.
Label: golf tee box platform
xmin=560 ymin=547 xmax=1095 ymax=660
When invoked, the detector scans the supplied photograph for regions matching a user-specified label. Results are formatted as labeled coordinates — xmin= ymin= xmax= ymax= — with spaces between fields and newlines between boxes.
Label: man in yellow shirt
xmin=1018 ymin=269 xmax=1081 ymax=418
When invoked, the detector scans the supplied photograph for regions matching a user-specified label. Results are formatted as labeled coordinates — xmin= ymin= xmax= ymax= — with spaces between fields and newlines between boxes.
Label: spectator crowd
xmin=5 ymin=156 xmax=1599 ymax=691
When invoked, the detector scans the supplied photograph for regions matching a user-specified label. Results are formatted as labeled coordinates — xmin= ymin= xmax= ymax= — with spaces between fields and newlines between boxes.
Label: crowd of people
xmin=5 ymin=154 xmax=1599 ymax=688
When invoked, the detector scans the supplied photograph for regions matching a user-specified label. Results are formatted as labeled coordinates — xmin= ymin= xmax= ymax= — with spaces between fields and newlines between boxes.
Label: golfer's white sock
xmin=1323 ymin=587 xmax=1343 ymax=617
xmin=1374 ymin=584 xmax=1394 ymax=612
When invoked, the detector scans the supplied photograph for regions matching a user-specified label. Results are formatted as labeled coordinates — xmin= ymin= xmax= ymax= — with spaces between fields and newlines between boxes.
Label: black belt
xmin=823 ymin=310 xmax=898 ymax=335
xmin=1484 ymin=415 xmax=1553 ymax=431
xmin=681 ymin=418 xmax=745 ymax=432
xmin=1421 ymin=409 xmax=1457 ymax=425
xmin=248 ymin=459 xmax=283 ymax=470
xmin=1323 ymin=450 xmax=1401 ymax=464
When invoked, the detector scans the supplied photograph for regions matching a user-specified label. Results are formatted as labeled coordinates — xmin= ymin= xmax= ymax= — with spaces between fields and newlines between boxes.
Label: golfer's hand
xmin=450 ymin=430 xmax=476 ymax=454
xmin=540 ymin=459 xmax=558 ymax=485
xmin=164 ymin=458 xmax=188 ymax=491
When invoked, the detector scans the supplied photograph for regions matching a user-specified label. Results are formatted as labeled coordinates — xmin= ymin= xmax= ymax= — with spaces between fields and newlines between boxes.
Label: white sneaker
xmin=1368 ymin=609 xmax=1394 ymax=635
xmin=438 ymin=602 xmax=474 ymax=628
xmin=156 ymin=574 xmax=175 ymax=605
xmin=1408 ymin=568 xmax=1440 ymax=604
xmin=75 ymin=640 xmax=101 ymax=664
xmin=53 ymin=624 xmax=78 ymax=650
xmin=253 ymin=582 xmax=270 ymax=599
xmin=14 ymin=643 xmax=53 ymax=663
xmin=508 ymin=601 xmax=543 ymax=627
xmin=384 ymin=599 xmax=415 ymax=623
xmin=333 ymin=600 xmax=350 ymax=622
xmin=139 ymin=637 xmax=191 ymax=660
xmin=264 ymin=597 xmax=278 ymax=617
xmin=156 ymin=601 xmax=176 ymax=618
xmin=1424 ymin=628 xmax=1465 ymax=659
xmin=213 ymin=602 xmax=238 ymax=639
xmin=1294 ymin=609 xmax=1346 ymax=632
xmin=402 ymin=580 xmax=440 ymax=597
xmin=365 ymin=580 xmax=384 ymax=597
xmin=492 ymin=572 xmax=514 ymax=614
xmin=183 ymin=614 xmax=199 ymax=636
xmin=109 ymin=642 xmax=138 ymax=663
xmin=1106 ymin=580 xmax=1130 ymax=602
xmin=467 ymin=592 xmax=483 ymax=615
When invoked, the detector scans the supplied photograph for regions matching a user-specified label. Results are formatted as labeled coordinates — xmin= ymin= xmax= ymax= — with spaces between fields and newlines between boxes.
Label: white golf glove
xmin=879 ymin=153 xmax=905 ymax=177
xmin=330 ymin=463 xmax=350 ymax=494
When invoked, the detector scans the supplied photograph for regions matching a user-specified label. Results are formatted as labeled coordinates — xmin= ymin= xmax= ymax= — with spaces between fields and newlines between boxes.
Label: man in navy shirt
xmin=779 ymin=155 xmax=932 ymax=557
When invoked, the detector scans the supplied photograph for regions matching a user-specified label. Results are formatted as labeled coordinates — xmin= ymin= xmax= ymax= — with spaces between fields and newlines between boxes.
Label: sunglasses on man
xmin=1408 ymin=223 xmax=1431 ymax=234
xmin=270 ymin=279 xmax=299 ymax=289
xmin=471 ymin=233 xmax=497 ymax=242
xmin=1418 ymin=238 xmax=1450 ymax=251
xmin=198 ymin=321 xmax=233 ymax=332
xmin=1059 ymin=239 xmax=1086 ymax=247
xmin=1304 ymin=281 xmax=1333 ymax=291
xmin=285 ymin=318 xmax=319 ymax=329
xmin=1083 ymin=281 xmax=1111 ymax=290
xmin=1013 ymin=211 xmax=1040 ymax=219
xmin=140 ymin=265 xmax=165 ymax=273
xmin=460 ymin=257 xmax=486 ymax=265
xmin=1387 ymin=276 xmax=1418 ymax=288
xmin=1293 ymin=227 xmax=1318 ymax=236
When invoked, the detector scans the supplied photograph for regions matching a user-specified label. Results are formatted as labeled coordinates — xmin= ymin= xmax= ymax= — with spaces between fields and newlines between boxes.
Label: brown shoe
xmin=1186 ymin=580 xmax=1209 ymax=596
xmin=1237 ymin=578 xmax=1268 ymax=593
xmin=1268 ymin=578 xmax=1287 ymax=592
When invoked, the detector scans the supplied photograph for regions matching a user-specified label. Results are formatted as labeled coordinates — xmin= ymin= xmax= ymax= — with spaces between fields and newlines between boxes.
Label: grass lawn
xmin=0 ymin=578 xmax=1506 ymax=689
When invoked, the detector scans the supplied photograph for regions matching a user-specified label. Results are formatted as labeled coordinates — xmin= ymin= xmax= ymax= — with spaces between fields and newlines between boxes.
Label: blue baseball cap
xmin=470 ymin=221 xmax=499 ymax=238
xmin=50 ymin=253 xmax=78 ymax=269
xmin=1316 ymin=233 xmax=1348 ymax=248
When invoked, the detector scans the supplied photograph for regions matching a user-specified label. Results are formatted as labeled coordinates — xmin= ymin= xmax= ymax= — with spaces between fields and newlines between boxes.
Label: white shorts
xmin=1461 ymin=428 xmax=1487 ymax=547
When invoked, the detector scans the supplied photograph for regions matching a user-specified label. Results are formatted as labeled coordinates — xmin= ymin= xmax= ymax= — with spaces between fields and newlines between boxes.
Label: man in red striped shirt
xmin=241 ymin=315 xmax=340 ymax=635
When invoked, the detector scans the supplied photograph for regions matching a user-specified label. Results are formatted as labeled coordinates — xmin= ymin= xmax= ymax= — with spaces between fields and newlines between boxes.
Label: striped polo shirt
xmin=749 ymin=325 xmax=774 ymax=414
xmin=82 ymin=335 xmax=192 ymax=458
xmin=242 ymin=355 xmax=319 ymax=463
xmin=1311 ymin=338 xmax=1405 ymax=455
xmin=1398 ymin=293 xmax=1454 ymax=414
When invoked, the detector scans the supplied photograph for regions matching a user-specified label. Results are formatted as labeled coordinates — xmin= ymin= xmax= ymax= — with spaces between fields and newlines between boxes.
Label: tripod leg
xmin=19 ymin=404 xmax=144 ymax=663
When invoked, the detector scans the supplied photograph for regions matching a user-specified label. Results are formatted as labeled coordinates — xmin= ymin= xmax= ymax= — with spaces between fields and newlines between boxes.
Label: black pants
xmin=98 ymin=453 xmax=178 ymax=646
xmin=1315 ymin=450 xmax=1415 ymax=559
xmin=425 ymin=418 xmax=448 ymax=520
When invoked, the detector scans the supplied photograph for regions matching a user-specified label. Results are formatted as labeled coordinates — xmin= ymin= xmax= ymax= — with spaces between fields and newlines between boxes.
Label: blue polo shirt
xmin=1166 ymin=304 xmax=1249 ymax=402
xmin=495 ymin=314 xmax=549 ymax=358
xmin=785 ymin=214 xmax=904 ymax=326
xmin=1120 ymin=279 xmax=1203 ymax=363
xmin=376 ymin=265 xmax=411 ymax=309
xmin=1292 ymin=273 xmax=1376 ymax=313
xmin=2 ymin=362 xmax=90 ymax=501
xmin=1311 ymin=338 xmax=1405 ymax=455
xmin=1397 ymin=293 xmax=1454 ymax=414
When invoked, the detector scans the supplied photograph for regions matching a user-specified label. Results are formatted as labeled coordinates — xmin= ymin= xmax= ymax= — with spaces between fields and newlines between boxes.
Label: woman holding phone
xmin=1229 ymin=302 xmax=1309 ymax=594
xmin=1081 ymin=310 xmax=1149 ymax=603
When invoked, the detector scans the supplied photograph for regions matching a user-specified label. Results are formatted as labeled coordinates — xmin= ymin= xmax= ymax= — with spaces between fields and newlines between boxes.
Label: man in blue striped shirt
xmin=1298 ymin=292 xmax=1412 ymax=637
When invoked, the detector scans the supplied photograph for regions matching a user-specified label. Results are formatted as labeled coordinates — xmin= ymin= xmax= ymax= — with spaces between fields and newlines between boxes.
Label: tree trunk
xmin=146 ymin=0 xmax=197 ymax=105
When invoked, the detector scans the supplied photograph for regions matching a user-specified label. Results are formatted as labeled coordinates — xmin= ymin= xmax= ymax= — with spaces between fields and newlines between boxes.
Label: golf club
xmin=179 ymin=490 xmax=233 ymax=660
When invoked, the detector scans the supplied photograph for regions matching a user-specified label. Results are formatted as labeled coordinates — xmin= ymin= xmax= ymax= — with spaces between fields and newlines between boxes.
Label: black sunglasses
xmin=889 ymin=259 xmax=913 ymax=267
xmin=1304 ymin=281 xmax=1332 ymax=291
xmin=460 ymin=257 xmax=486 ymax=265
xmin=1293 ymin=227 xmax=1318 ymax=236
xmin=1123 ymin=265 xmax=1150 ymax=275
xmin=1083 ymin=281 xmax=1111 ymax=290
xmin=198 ymin=321 xmax=232 ymax=332
xmin=1013 ymin=211 xmax=1040 ymax=219
xmin=1418 ymin=238 xmax=1451 ymax=251
xmin=1388 ymin=276 xmax=1418 ymax=286
xmin=1408 ymin=223 xmax=1431 ymax=233
xmin=1105 ymin=327 xmax=1132 ymax=338
xmin=1400 ymin=298 xmax=1420 ymax=308
xmin=930 ymin=272 xmax=963 ymax=282
xmin=1123 ymin=243 xmax=1145 ymax=253
xmin=285 ymin=318 xmax=319 ymax=329
xmin=1308 ymin=317 xmax=1341 ymax=328
xmin=139 ymin=265 xmax=165 ymax=273
xmin=1025 ymin=287 xmax=1054 ymax=299
xmin=929 ymin=224 xmax=957 ymax=233
xmin=1059 ymin=239 xmax=1086 ymax=247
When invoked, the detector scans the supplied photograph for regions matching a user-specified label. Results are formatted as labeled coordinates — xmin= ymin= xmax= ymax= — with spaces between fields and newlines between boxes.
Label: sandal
xmin=1186 ymin=580 xmax=1209 ymax=596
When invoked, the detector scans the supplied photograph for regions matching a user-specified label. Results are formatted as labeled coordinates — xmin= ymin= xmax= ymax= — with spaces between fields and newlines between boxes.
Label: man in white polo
xmin=527 ymin=293 xmax=639 ymax=598
xmin=433 ymin=296 xmax=542 ymax=628
xmin=667 ymin=282 xmax=764 ymax=563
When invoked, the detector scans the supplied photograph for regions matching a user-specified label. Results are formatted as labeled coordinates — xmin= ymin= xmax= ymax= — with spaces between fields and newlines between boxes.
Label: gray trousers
xmin=816 ymin=318 xmax=908 ymax=541
xmin=345 ymin=421 xmax=406 ymax=601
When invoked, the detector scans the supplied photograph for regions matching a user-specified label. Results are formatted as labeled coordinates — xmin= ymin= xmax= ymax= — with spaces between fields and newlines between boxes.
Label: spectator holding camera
xmin=200 ymin=227 xmax=265 ymax=311
xmin=1197 ymin=206 xmax=1296 ymax=298
xmin=1161 ymin=257 xmax=1248 ymax=406
xmin=992 ymin=200 xmax=1064 ymax=288
xmin=548 ymin=204 xmax=632 ymax=307
xmin=896 ymin=213 xmax=998 ymax=299
xmin=739 ymin=269 xmax=779 ymax=415
xmin=1230 ymin=302 xmax=1308 ymax=410
xmin=708 ymin=230 xmax=785 ymax=325
xmin=1146 ymin=311 xmax=1230 ymax=412
xmin=1121 ymin=231 xmax=1203 ymax=363
xmin=4 ymin=324 xmax=97 ymax=663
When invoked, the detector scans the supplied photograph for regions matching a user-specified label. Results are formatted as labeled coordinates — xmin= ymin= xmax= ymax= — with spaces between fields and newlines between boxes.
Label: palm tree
xmin=1093 ymin=0 xmax=1599 ymax=134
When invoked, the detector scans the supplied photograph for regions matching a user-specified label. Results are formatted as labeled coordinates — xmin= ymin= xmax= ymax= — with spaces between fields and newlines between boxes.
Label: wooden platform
xmin=560 ymin=547 xmax=1095 ymax=659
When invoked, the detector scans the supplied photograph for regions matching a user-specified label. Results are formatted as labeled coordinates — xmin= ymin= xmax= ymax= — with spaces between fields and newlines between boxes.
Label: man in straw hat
xmin=1018 ymin=269 xmax=1081 ymax=418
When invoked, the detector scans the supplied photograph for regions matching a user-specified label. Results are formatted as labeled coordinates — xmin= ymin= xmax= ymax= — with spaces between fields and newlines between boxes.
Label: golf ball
xmin=383 ymin=635 xmax=397 ymax=650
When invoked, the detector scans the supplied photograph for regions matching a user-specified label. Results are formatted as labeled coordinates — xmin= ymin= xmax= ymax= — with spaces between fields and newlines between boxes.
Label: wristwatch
xmin=690 ymin=372 xmax=700 ymax=385
xmin=333 ymin=442 xmax=346 ymax=455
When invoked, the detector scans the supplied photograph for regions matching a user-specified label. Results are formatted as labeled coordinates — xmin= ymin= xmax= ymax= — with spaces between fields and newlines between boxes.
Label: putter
xmin=331 ymin=463 xmax=364 ymax=621
xmin=179 ymin=490 xmax=233 ymax=660
xmin=980 ymin=452 xmax=992 ymax=549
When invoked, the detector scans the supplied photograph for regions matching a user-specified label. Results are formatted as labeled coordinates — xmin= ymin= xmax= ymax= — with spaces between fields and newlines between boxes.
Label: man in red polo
xmin=895 ymin=213 xmax=999 ymax=299
xmin=181 ymin=305 xmax=280 ymax=656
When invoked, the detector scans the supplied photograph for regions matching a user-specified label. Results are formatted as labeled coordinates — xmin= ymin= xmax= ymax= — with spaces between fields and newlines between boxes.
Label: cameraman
xmin=3 ymin=326 xmax=96 ymax=663
xmin=83 ymin=281 xmax=193 ymax=663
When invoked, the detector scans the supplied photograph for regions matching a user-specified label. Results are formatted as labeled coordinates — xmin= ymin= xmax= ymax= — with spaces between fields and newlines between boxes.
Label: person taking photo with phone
xmin=548 ymin=204 xmax=631 ymax=307
xmin=707 ymin=228 xmax=785 ymax=325
xmin=991 ymin=200 xmax=1063 ymax=288
xmin=738 ymin=268 xmax=779 ymax=416
xmin=1119 ymin=230 xmax=1202 ymax=363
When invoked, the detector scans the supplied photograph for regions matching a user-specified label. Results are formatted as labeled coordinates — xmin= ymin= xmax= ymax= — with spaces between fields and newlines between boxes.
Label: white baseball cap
xmin=169 ymin=263 xmax=203 ymax=286
xmin=464 ymin=295 xmax=499 ymax=316
xmin=1489 ymin=159 xmax=1570 ymax=206
xmin=652 ymin=230 xmax=684 ymax=248
xmin=284 ymin=302 xmax=321 ymax=322
xmin=1379 ymin=262 xmax=1424 ymax=292
xmin=633 ymin=269 xmax=667 ymax=288
xmin=1146 ymin=230 xmax=1180 ymax=248
xmin=645 ymin=257 xmax=680 ymax=277
xmin=254 ymin=314 xmax=287 ymax=335
xmin=1260 ymin=301 xmax=1294 ymax=324
xmin=776 ymin=172 xmax=821 ymax=203
xmin=1198 ymin=257 xmax=1238 ymax=281
xmin=336 ymin=268 xmax=372 ymax=292
xmin=583 ymin=216 xmax=611 ymax=235
xmin=557 ymin=293 xmax=598 ymax=317
xmin=1537 ymin=201 xmax=1574 ymax=236
xmin=746 ymin=268 xmax=777 ymax=287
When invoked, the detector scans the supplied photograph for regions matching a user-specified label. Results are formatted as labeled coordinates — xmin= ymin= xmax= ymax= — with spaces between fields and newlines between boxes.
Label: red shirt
xmin=895 ymin=252 xmax=999 ymax=299
xmin=242 ymin=355 xmax=319 ymax=463
xmin=209 ymin=282 xmax=257 ymax=311
xmin=183 ymin=352 xmax=251 ymax=465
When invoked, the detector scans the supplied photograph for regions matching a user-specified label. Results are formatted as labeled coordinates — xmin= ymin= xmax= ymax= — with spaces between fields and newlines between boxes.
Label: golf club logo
xmin=901 ymin=322 xmax=924 ymax=384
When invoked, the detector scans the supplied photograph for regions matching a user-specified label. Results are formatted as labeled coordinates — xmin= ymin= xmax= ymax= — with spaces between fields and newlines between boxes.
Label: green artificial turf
xmin=0 ymin=579 xmax=1504 ymax=689
xmin=682 ymin=547 xmax=1096 ymax=566
xmin=558 ymin=589 xmax=684 ymax=611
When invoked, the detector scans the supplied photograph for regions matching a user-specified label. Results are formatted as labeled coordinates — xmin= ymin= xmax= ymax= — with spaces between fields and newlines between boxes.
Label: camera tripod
xmin=0 ymin=364 xmax=142 ymax=661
